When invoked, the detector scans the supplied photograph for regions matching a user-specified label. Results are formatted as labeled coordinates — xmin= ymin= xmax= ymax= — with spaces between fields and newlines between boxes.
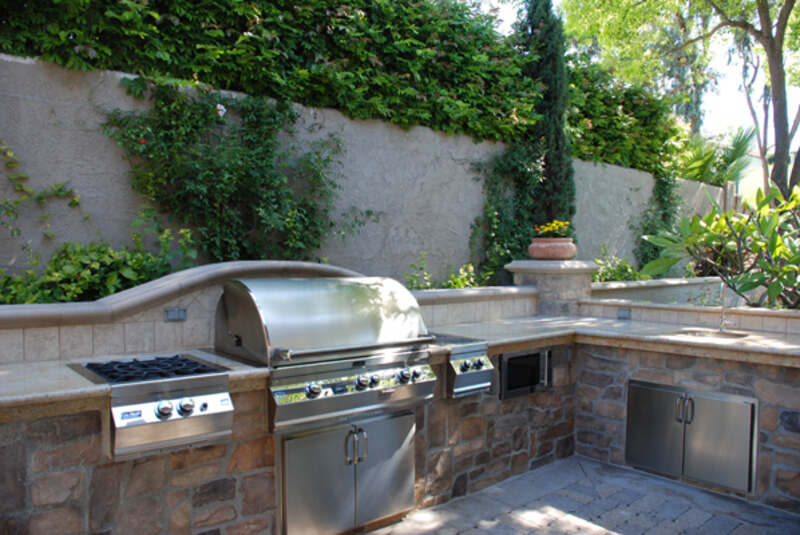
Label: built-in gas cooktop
xmin=71 ymin=352 xmax=234 ymax=459
xmin=84 ymin=354 xmax=220 ymax=384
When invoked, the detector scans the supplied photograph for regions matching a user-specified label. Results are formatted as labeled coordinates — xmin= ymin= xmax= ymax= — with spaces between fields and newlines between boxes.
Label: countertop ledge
xmin=2 ymin=316 xmax=798 ymax=418
xmin=0 ymin=260 xmax=362 ymax=329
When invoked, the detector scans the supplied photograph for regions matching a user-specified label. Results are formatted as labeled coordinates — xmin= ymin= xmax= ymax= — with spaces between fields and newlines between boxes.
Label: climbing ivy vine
xmin=104 ymin=81 xmax=361 ymax=262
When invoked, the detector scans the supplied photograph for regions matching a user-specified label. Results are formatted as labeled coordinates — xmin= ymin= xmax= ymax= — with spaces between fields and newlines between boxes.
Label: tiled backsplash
xmin=415 ymin=287 xmax=539 ymax=328
xmin=0 ymin=286 xmax=221 ymax=364
xmin=579 ymin=300 xmax=800 ymax=336
xmin=0 ymin=284 xmax=541 ymax=363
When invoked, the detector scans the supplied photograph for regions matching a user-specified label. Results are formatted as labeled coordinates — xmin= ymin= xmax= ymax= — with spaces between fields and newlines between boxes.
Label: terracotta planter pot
xmin=528 ymin=237 xmax=577 ymax=260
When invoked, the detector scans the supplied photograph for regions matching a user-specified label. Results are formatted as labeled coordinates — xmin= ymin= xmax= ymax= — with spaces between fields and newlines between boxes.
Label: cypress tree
xmin=518 ymin=0 xmax=576 ymax=224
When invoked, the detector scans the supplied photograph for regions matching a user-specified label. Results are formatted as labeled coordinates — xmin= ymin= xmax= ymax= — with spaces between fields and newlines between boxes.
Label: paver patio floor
xmin=370 ymin=457 xmax=799 ymax=535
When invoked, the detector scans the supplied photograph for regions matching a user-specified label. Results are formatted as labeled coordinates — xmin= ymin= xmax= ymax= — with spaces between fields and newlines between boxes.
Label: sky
xmin=478 ymin=0 xmax=799 ymax=198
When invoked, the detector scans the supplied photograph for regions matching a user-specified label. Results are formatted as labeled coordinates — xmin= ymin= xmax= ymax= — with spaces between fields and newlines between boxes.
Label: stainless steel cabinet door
xmin=626 ymin=382 xmax=684 ymax=477
xmin=355 ymin=412 xmax=415 ymax=526
xmin=683 ymin=393 xmax=754 ymax=492
xmin=284 ymin=424 xmax=355 ymax=535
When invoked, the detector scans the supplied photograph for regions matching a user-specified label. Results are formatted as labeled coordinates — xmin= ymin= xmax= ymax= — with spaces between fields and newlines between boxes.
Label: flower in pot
xmin=528 ymin=219 xmax=577 ymax=260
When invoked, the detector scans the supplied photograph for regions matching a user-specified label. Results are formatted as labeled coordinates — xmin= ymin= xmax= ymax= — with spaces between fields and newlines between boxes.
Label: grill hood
xmin=214 ymin=277 xmax=429 ymax=366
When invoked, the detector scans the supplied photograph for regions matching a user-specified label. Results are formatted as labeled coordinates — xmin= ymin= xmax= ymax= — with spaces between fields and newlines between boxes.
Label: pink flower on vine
xmin=138 ymin=138 xmax=147 ymax=144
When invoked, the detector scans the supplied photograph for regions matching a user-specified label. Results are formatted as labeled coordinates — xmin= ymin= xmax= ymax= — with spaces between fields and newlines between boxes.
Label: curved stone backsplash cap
xmin=0 ymin=261 xmax=362 ymax=329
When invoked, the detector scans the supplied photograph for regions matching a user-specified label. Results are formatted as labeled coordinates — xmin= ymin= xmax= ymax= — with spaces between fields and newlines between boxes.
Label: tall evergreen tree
xmin=516 ymin=0 xmax=576 ymax=224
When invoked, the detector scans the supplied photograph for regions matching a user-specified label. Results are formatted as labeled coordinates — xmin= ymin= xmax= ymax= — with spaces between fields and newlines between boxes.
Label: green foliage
xmin=470 ymin=1 xmax=576 ymax=284
xmin=403 ymin=252 xmax=435 ymax=290
xmin=104 ymin=84 xmax=347 ymax=262
xmin=403 ymin=251 xmax=488 ymax=290
xmin=516 ymin=0 xmax=575 ymax=223
xmin=564 ymin=53 xmax=685 ymax=268
xmin=642 ymin=187 xmax=800 ymax=309
xmin=471 ymin=142 xmax=547 ymax=283
xmin=592 ymin=245 xmax=650 ymax=283
xmin=1 ymin=0 xmax=542 ymax=142
xmin=567 ymin=53 xmax=683 ymax=178
xmin=1 ymin=138 xmax=82 ymax=241
xmin=0 ymin=210 xmax=197 ymax=304
xmin=676 ymin=127 xmax=755 ymax=186
xmin=561 ymin=0 xmax=799 ymax=198
xmin=562 ymin=2 xmax=714 ymax=134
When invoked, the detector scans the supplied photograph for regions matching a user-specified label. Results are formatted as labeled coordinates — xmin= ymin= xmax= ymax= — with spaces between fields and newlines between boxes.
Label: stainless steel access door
xmin=626 ymin=382 xmax=684 ymax=477
xmin=283 ymin=423 xmax=355 ymax=535
xmin=683 ymin=392 xmax=755 ymax=492
xmin=355 ymin=412 xmax=415 ymax=526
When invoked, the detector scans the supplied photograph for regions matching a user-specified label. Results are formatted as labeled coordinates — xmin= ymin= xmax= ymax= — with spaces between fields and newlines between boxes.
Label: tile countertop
xmin=0 ymin=349 xmax=268 ymax=419
xmin=1 ymin=316 xmax=798 ymax=418
xmin=431 ymin=316 xmax=800 ymax=368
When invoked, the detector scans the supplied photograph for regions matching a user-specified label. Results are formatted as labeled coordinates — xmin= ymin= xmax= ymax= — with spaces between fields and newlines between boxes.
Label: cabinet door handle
xmin=685 ymin=397 xmax=695 ymax=424
xmin=356 ymin=428 xmax=368 ymax=463
xmin=675 ymin=396 xmax=684 ymax=423
xmin=345 ymin=430 xmax=356 ymax=465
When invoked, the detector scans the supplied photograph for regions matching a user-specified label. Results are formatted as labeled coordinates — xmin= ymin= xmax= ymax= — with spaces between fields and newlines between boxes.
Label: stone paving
xmin=370 ymin=458 xmax=799 ymax=535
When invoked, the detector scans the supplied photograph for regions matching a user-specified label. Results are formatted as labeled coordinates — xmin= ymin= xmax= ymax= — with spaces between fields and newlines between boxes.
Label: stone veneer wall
xmin=573 ymin=344 xmax=800 ymax=513
xmin=415 ymin=349 xmax=575 ymax=507
xmin=0 ymin=390 xmax=276 ymax=535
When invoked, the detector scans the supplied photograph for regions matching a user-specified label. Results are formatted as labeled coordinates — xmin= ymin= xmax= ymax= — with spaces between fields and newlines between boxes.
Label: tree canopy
xmin=562 ymin=0 xmax=800 ymax=199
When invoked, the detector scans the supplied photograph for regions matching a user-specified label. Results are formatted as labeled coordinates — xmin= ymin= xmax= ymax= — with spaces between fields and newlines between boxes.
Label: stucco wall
xmin=572 ymin=160 xmax=728 ymax=263
xmin=0 ymin=54 xmax=725 ymax=281
xmin=0 ymin=54 xmax=502 ymax=280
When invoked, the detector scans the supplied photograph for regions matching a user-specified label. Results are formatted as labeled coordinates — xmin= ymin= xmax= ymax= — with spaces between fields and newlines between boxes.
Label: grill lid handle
xmin=270 ymin=336 xmax=435 ymax=362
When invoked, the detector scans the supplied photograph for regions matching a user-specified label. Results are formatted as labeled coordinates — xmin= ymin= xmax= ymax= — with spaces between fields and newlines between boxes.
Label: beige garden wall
xmin=0 ymin=54 xmax=725 ymax=281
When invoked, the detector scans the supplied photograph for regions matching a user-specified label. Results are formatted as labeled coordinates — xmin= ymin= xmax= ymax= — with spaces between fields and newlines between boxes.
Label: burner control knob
xmin=459 ymin=361 xmax=471 ymax=372
xmin=355 ymin=376 xmax=370 ymax=390
xmin=305 ymin=383 xmax=322 ymax=399
xmin=156 ymin=400 xmax=174 ymax=419
xmin=472 ymin=358 xmax=485 ymax=370
xmin=412 ymin=368 xmax=421 ymax=380
xmin=397 ymin=369 xmax=411 ymax=383
xmin=369 ymin=374 xmax=380 ymax=387
xmin=178 ymin=398 xmax=195 ymax=415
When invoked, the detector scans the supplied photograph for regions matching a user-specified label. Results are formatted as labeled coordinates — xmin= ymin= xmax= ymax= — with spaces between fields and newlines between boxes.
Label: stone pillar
xmin=505 ymin=260 xmax=598 ymax=316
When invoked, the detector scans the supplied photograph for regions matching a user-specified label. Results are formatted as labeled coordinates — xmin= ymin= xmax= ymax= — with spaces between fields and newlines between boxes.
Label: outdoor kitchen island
xmin=1 ymin=262 xmax=799 ymax=534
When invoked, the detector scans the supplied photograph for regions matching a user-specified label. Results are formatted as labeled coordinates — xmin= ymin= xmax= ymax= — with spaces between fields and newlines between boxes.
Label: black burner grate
xmin=85 ymin=355 xmax=218 ymax=384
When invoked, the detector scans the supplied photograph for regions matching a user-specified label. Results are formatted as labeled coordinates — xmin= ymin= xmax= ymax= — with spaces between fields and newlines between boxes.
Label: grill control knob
xmin=369 ymin=374 xmax=380 ymax=387
xmin=397 ymin=369 xmax=411 ymax=383
xmin=305 ymin=383 xmax=322 ymax=399
xmin=472 ymin=358 xmax=485 ymax=370
xmin=178 ymin=398 xmax=195 ymax=415
xmin=412 ymin=368 xmax=421 ymax=380
xmin=156 ymin=400 xmax=174 ymax=419
xmin=460 ymin=361 xmax=471 ymax=372
xmin=355 ymin=376 xmax=370 ymax=390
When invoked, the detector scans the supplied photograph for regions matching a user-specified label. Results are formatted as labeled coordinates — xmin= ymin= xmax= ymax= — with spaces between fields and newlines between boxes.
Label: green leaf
xmin=768 ymin=281 xmax=781 ymax=302
xmin=119 ymin=267 xmax=138 ymax=280
xmin=640 ymin=256 xmax=679 ymax=276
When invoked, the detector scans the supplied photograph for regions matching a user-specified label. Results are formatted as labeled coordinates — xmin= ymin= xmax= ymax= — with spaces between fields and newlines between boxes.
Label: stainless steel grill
xmin=214 ymin=276 xmax=437 ymax=535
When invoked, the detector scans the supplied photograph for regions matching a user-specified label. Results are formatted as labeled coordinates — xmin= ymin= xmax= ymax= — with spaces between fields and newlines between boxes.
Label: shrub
xmin=592 ymin=245 xmax=650 ymax=283
xmin=566 ymin=52 xmax=683 ymax=178
xmin=104 ymin=85 xmax=351 ymax=262
xmin=403 ymin=252 xmax=489 ymax=290
xmin=1 ymin=0 xmax=541 ymax=142
xmin=643 ymin=187 xmax=800 ymax=309
xmin=0 ymin=211 xmax=197 ymax=303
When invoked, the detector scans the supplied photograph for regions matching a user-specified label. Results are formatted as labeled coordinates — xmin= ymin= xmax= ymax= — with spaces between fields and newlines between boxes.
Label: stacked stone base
xmin=416 ymin=349 xmax=575 ymax=507
xmin=0 ymin=391 xmax=276 ymax=535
